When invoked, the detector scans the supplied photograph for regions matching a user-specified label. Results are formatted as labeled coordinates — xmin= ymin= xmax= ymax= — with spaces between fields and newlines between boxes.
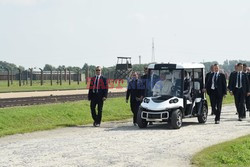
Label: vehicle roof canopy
xmin=148 ymin=63 xmax=205 ymax=70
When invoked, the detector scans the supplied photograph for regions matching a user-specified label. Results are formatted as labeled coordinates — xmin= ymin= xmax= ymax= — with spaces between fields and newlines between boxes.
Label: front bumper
xmin=141 ymin=110 xmax=169 ymax=121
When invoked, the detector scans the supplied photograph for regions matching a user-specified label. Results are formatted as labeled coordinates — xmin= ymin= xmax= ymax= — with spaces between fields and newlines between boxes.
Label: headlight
xmin=143 ymin=98 xmax=150 ymax=103
xmin=169 ymin=98 xmax=179 ymax=104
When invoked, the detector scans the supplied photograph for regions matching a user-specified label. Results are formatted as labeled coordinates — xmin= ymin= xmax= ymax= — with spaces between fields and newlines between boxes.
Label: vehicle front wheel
xmin=171 ymin=109 xmax=182 ymax=129
xmin=137 ymin=108 xmax=148 ymax=128
xmin=198 ymin=103 xmax=208 ymax=123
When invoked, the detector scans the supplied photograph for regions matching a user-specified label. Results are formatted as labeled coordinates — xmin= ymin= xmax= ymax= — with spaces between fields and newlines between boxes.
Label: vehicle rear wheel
xmin=198 ymin=103 xmax=208 ymax=123
xmin=137 ymin=108 xmax=148 ymax=128
xmin=171 ymin=109 xmax=182 ymax=129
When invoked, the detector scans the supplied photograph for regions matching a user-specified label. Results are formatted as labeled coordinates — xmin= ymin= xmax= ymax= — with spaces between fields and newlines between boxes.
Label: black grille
xmin=148 ymin=114 xmax=161 ymax=119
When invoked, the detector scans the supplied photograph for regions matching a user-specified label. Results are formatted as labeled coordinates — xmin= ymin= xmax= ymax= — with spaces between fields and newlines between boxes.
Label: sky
xmin=0 ymin=0 xmax=250 ymax=69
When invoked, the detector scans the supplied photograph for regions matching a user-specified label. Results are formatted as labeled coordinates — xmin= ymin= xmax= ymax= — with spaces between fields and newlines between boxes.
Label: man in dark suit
xmin=228 ymin=64 xmax=238 ymax=92
xmin=205 ymin=65 xmax=214 ymax=85
xmin=126 ymin=72 xmax=144 ymax=126
xmin=228 ymin=64 xmax=238 ymax=115
xmin=243 ymin=64 xmax=250 ymax=115
xmin=141 ymin=66 xmax=149 ymax=96
xmin=228 ymin=63 xmax=250 ymax=121
xmin=205 ymin=65 xmax=214 ymax=115
xmin=206 ymin=64 xmax=227 ymax=124
xmin=246 ymin=67 xmax=250 ymax=112
xmin=88 ymin=66 xmax=108 ymax=127
xmin=141 ymin=67 xmax=159 ymax=97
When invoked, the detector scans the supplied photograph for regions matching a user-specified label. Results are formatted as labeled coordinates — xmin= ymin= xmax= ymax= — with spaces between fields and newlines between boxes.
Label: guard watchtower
xmin=114 ymin=57 xmax=132 ymax=79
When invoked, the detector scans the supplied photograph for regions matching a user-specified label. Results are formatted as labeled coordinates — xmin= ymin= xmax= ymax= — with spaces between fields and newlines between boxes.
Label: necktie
xmin=237 ymin=72 xmax=240 ymax=88
xmin=94 ymin=76 xmax=99 ymax=93
xmin=135 ymin=80 xmax=137 ymax=90
xmin=213 ymin=73 xmax=217 ymax=88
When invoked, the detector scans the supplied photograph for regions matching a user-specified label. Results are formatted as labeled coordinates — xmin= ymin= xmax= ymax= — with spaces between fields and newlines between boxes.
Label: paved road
xmin=0 ymin=88 xmax=126 ymax=99
xmin=0 ymin=104 xmax=249 ymax=167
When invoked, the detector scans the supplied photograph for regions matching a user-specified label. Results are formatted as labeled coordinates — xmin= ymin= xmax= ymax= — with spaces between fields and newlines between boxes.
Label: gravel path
xmin=0 ymin=104 xmax=249 ymax=167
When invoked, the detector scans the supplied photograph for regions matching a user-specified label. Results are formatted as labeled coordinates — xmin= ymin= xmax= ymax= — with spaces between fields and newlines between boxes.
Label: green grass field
xmin=192 ymin=135 xmax=250 ymax=167
xmin=0 ymin=80 xmax=127 ymax=92
xmin=0 ymin=97 xmax=131 ymax=137
xmin=0 ymin=94 xmax=235 ymax=138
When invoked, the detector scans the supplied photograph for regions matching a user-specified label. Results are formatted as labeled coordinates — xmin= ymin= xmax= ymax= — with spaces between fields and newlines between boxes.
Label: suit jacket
xmin=228 ymin=71 xmax=236 ymax=91
xmin=228 ymin=72 xmax=249 ymax=95
xmin=126 ymin=79 xmax=144 ymax=102
xmin=205 ymin=71 xmax=213 ymax=86
xmin=88 ymin=75 xmax=108 ymax=100
xmin=206 ymin=72 xmax=227 ymax=97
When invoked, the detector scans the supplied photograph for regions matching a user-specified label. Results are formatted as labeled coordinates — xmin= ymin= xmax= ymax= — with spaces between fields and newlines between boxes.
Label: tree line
xmin=1 ymin=60 xmax=249 ymax=76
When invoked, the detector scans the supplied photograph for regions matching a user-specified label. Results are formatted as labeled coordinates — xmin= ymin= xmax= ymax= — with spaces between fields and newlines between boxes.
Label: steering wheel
xmin=171 ymin=85 xmax=181 ymax=96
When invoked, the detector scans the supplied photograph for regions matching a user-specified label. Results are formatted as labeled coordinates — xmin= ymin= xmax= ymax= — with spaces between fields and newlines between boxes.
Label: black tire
xmin=171 ymin=109 xmax=182 ymax=129
xmin=137 ymin=108 xmax=148 ymax=128
xmin=198 ymin=104 xmax=208 ymax=123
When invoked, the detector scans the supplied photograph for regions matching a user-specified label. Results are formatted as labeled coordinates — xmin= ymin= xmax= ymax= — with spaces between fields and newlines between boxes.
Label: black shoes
xmin=93 ymin=122 xmax=100 ymax=127
xmin=215 ymin=121 xmax=220 ymax=124
xmin=238 ymin=118 xmax=242 ymax=121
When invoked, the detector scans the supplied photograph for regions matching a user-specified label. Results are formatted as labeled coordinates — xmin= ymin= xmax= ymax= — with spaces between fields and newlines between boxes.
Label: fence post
xmin=68 ymin=69 xmax=71 ymax=85
xmin=60 ymin=69 xmax=62 ymax=85
xmin=64 ymin=68 xmax=67 ymax=82
xmin=50 ymin=70 xmax=53 ymax=86
xmin=39 ymin=68 xmax=43 ymax=86
xmin=22 ymin=71 xmax=25 ymax=85
xmin=77 ymin=70 xmax=80 ymax=85
xmin=57 ymin=70 xmax=59 ymax=85
xmin=29 ymin=68 xmax=33 ymax=86
xmin=26 ymin=70 xmax=28 ymax=85
xmin=85 ymin=66 xmax=89 ymax=84
xmin=6 ymin=68 xmax=10 ymax=87
xmin=10 ymin=69 xmax=13 ymax=85
xmin=18 ymin=68 xmax=22 ymax=86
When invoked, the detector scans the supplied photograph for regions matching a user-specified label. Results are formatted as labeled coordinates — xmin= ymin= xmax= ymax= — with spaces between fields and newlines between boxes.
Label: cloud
xmin=0 ymin=0 xmax=43 ymax=6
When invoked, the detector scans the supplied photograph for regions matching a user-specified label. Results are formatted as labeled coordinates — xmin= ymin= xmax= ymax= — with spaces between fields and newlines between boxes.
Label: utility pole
xmin=139 ymin=55 xmax=141 ymax=64
xmin=151 ymin=38 xmax=155 ymax=63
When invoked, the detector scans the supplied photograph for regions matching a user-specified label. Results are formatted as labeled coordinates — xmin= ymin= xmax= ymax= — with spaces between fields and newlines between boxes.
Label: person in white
xmin=152 ymin=72 xmax=173 ymax=96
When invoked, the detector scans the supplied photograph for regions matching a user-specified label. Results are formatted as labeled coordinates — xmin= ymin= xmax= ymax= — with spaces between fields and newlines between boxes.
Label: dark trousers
xmin=208 ymin=94 xmax=214 ymax=114
xmin=130 ymin=100 xmax=141 ymax=123
xmin=210 ymin=89 xmax=223 ymax=121
xmin=246 ymin=96 xmax=250 ymax=111
xmin=233 ymin=88 xmax=245 ymax=119
xmin=90 ymin=96 xmax=104 ymax=124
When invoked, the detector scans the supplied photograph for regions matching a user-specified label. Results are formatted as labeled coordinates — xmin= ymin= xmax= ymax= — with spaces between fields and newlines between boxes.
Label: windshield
xmin=145 ymin=69 xmax=183 ymax=98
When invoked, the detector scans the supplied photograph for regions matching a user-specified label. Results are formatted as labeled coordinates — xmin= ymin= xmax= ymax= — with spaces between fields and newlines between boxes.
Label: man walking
xmin=246 ymin=67 xmax=250 ymax=113
xmin=228 ymin=63 xmax=250 ymax=121
xmin=206 ymin=64 xmax=227 ymax=124
xmin=205 ymin=64 xmax=214 ymax=115
xmin=88 ymin=66 xmax=108 ymax=127
xmin=243 ymin=64 xmax=250 ymax=115
xmin=126 ymin=72 xmax=144 ymax=126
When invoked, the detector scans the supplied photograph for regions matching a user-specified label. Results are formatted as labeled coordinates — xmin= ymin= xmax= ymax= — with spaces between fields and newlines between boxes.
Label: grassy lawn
xmin=0 ymin=94 xmax=235 ymax=138
xmin=0 ymin=97 xmax=131 ymax=137
xmin=192 ymin=135 xmax=250 ymax=167
xmin=0 ymin=80 xmax=127 ymax=92
xmin=0 ymin=80 xmax=86 ymax=92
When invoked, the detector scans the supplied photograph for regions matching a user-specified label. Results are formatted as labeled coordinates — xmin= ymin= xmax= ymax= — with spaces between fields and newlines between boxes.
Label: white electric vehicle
xmin=137 ymin=63 xmax=208 ymax=129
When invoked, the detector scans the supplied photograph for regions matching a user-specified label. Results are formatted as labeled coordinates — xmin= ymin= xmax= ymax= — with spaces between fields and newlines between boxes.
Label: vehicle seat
xmin=192 ymin=72 xmax=202 ymax=98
